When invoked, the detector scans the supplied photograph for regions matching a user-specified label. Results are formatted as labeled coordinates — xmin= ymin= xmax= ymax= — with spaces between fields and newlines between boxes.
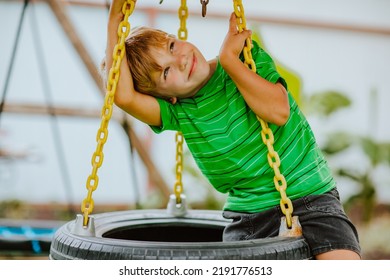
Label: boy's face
xmin=149 ymin=38 xmax=211 ymax=99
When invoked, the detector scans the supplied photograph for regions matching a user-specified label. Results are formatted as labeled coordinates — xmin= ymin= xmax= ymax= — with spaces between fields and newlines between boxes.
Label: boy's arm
xmin=106 ymin=0 xmax=162 ymax=127
xmin=219 ymin=13 xmax=290 ymax=126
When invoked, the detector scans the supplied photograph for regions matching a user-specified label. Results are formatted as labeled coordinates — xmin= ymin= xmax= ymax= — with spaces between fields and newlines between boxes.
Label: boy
xmin=104 ymin=0 xmax=361 ymax=259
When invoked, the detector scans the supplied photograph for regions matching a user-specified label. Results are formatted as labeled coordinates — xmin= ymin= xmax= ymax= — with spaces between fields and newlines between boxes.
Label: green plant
xmin=306 ymin=89 xmax=390 ymax=223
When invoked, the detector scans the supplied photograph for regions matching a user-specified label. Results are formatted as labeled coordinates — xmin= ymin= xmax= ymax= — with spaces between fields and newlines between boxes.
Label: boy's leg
xmin=294 ymin=188 xmax=362 ymax=259
xmin=315 ymin=249 xmax=361 ymax=260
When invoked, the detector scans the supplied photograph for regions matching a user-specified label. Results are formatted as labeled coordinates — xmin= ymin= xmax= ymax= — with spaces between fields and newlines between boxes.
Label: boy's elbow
xmin=274 ymin=107 xmax=290 ymax=126
xmin=114 ymin=91 xmax=131 ymax=111
xmin=113 ymin=93 xmax=123 ymax=108
xmin=274 ymin=85 xmax=290 ymax=126
xmin=271 ymin=91 xmax=290 ymax=126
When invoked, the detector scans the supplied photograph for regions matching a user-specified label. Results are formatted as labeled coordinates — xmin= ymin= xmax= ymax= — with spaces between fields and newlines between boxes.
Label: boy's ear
xmin=169 ymin=97 xmax=177 ymax=104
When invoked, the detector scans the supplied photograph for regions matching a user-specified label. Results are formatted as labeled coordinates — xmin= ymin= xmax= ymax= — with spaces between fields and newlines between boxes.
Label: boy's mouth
xmin=189 ymin=53 xmax=197 ymax=79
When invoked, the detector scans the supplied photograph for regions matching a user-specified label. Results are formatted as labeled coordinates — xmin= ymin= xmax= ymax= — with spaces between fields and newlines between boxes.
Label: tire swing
xmin=49 ymin=0 xmax=311 ymax=260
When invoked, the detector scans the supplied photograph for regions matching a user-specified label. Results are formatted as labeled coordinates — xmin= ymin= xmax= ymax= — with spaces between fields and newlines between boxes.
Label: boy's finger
xmin=229 ymin=12 xmax=252 ymax=40
xmin=241 ymin=29 xmax=252 ymax=39
xmin=229 ymin=12 xmax=238 ymax=33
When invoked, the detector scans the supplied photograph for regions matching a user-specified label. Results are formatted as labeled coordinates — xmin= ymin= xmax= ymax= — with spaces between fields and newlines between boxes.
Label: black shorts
xmin=222 ymin=188 xmax=361 ymax=257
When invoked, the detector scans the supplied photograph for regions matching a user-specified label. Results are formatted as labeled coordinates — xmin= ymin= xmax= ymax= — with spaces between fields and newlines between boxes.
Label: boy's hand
xmin=219 ymin=13 xmax=252 ymax=65
xmin=109 ymin=0 xmax=136 ymax=18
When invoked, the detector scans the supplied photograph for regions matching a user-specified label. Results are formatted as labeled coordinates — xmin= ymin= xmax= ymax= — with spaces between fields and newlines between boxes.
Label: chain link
xmin=81 ymin=0 xmax=136 ymax=227
xmin=178 ymin=0 xmax=188 ymax=40
xmin=174 ymin=132 xmax=184 ymax=204
xmin=172 ymin=0 xmax=188 ymax=205
xmin=233 ymin=0 xmax=255 ymax=71
xmin=232 ymin=0 xmax=293 ymax=228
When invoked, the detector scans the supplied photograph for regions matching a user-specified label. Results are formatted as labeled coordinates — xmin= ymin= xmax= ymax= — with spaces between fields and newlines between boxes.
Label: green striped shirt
xmin=151 ymin=41 xmax=335 ymax=212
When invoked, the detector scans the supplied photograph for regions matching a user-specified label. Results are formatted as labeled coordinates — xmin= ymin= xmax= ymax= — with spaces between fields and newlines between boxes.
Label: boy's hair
xmin=101 ymin=26 xmax=173 ymax=95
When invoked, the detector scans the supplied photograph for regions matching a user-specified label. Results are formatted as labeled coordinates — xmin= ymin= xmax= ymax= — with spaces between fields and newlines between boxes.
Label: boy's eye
xmin=169 ymin=42 xmax=175 ymax=53
xmin=163 ymin=67 xmax=170 ymax=80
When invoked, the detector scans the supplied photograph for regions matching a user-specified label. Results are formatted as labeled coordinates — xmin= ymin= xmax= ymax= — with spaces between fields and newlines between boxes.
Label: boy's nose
xmin=177 ymin=55 xmax=187 ymax=71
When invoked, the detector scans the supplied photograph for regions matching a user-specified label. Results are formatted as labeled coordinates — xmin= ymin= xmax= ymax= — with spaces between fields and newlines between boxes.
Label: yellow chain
xmin=173 ymin=0 xmax=188 ymax=204
xmin=232 ymin=0 xmax=293 ymax=228
xmin=174 ymin=132 xmax=184 ymax=204
xmin=81 ymin=0 xmax=136 ymax=226
xmin=233 ymin=0 xmax=255 ymax=71
xmin=178 ymin=0 xmax=188 ymax=40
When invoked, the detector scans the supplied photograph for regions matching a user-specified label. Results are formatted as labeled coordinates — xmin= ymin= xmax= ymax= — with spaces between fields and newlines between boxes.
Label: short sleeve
xmin=149 ymin=98 xmax=180 ymax=133
xmin=250 ymin=41 xmax=288 ymax=90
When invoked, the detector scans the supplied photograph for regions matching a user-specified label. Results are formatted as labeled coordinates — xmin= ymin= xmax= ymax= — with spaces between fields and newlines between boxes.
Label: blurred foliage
xmin=359 ymin=137 xmax=390 ymax=166
xmin=307 ymin=89 xmax=390 ymax=223
xmin=0 ymin=200 xmax=27 ymax=219
xmin=321 ymin=131 xmax=353 ymax=155
xmin=304 ymin=90 xmax=351 ymax=116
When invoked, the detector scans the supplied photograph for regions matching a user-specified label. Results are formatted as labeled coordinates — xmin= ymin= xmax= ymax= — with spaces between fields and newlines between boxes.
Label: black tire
xmin=49 ymin=209 xmax=312 ymax=260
